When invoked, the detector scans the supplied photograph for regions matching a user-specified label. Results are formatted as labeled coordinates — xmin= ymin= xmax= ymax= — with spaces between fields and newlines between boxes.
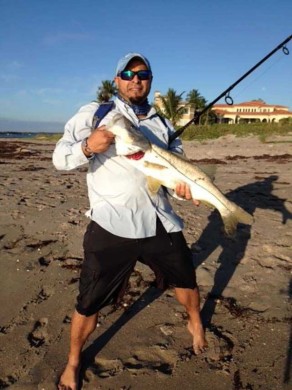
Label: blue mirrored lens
xmin=120 ymin=70 xmax=152 ymax=80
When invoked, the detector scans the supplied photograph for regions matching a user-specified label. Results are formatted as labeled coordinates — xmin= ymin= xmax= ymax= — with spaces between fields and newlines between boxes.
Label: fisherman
xmin=53 ymin=52 xmax=207 ymax=390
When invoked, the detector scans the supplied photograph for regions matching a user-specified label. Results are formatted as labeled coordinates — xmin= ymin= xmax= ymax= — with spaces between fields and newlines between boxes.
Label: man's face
xmin=114 ymin=58 xmax=152 ymax=105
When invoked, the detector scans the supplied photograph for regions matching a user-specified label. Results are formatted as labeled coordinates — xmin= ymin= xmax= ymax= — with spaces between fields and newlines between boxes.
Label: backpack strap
xmin=157 ymin=114 xmax=174 ymax=146
xmin=157 ymin=113 xmax=168 ymax=129
xmin=92 ymin=101 xmax=115 ymax=129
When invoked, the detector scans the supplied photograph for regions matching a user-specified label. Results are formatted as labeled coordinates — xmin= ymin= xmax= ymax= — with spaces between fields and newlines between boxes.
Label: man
xmin=53 ymin=52 xmax=207 ymax=390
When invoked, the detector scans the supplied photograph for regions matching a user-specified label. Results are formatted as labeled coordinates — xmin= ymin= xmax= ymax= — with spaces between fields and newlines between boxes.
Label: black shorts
xmin=76 ymin=218 xmax=197 ymax=316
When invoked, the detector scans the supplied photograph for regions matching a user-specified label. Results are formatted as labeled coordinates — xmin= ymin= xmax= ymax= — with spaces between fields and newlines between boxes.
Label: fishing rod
xmin=169 ymin=34 xmax=292 ymax=144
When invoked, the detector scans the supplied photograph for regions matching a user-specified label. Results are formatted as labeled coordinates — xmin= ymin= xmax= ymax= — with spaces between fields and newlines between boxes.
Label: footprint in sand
xmin=85 ymin=357 xmax=123 ymax=379
xmin=203 ymin=328 xmax=235 ymax=370
xmin=28 ymin=317 xmax=49 ymax=347
xmin=123 ymin=345 xmax=177 ymax=375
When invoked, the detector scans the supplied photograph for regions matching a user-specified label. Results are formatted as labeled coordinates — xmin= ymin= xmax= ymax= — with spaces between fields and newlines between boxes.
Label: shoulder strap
xmin=157 ymin=113 xmax=168 ymax=129
xmin=157 ymin=114 xmax=175 ymax=146
xmin=92 ymin=101 xmax=114 ymax=129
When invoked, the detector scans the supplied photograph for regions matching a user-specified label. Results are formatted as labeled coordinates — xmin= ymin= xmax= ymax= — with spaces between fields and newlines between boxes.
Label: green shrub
xmin=180 ymin=122 xmax=292 ymax=141
xmin=32 ymin=133 xmax=63 ymax=141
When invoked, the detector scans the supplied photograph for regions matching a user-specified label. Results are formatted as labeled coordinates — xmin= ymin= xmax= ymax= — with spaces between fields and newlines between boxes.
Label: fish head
xmin=107 ymin=113 xmax=150 ymax=155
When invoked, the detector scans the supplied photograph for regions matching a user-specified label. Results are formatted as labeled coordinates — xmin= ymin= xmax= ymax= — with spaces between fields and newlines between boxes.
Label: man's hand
xmin=82 ymin=126 xmax=115 ymax=157
xmin=175 ymin=182 xmax=200 ymax=206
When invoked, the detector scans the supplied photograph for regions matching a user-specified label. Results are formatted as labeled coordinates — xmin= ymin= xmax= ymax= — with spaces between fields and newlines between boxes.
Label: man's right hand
xmin=82 ymin=126 xmax=115 ymax=157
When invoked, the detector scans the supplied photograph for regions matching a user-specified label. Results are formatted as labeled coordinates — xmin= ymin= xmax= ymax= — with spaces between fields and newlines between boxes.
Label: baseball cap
xmin=115 ymin=52 xmax=152 ymax=76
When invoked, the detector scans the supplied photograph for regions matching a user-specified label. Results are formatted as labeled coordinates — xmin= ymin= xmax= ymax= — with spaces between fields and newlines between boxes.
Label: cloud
xmin=0 ymin=61 xmax=24 ymax=83
xmin=42 ymin=98 xmax=63 ymax=106
xmin=0 ymin=73 xmax=20 ymax=83
xmin=42 ymin=32 xmax=90 ymax=45
xmin=34 ymin=87 xmax=63 ymax=96
xmin=8 ymin=61 xmax=23 ymax=70
xmin=15 ymin=89 xmax=28 ymax=96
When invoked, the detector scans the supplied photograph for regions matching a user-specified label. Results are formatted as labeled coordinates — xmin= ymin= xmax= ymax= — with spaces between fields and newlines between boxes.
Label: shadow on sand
xmin=78 ymin=175 xmax=291 ymax=388
xmin=284 ymin=278 xmax=292 ymax=385
xmin=192 ymin=175 xmax=291 ymax=386
xmin=79 ymin=286 xmax=162 ymax=386
xmin=193 ymin=175 xmax=291 ymax=326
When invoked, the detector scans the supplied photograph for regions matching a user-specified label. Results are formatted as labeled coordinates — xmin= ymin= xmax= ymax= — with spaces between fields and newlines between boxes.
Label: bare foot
xmin=187 ymin=320 xmax=208 ymax=355
xmin=58 ymin=363 xmax=80 ymax=390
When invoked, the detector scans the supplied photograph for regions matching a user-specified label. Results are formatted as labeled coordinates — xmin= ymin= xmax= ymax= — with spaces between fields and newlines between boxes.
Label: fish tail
xmin=222 ymin=204 xmax=254 ymax=237
xmin=236 ymin=205 xmax=254 ymax=226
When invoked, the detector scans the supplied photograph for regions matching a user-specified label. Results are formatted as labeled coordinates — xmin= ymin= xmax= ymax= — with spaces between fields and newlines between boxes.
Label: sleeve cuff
xmin=73 ymin=141 xmax=93 ymax=164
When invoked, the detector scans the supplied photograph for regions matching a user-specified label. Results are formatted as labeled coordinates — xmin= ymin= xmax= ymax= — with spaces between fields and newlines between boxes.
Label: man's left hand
xmin=175 ymin=183 xmax=200 ymax=206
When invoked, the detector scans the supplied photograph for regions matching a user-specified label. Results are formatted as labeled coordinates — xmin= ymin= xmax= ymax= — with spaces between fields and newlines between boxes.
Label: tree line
xmin=96 ymin=80 xmax=216 ymax=126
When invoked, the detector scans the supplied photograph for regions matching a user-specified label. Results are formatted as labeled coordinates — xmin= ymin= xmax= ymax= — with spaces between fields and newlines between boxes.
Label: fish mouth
xmin=126 ymin=151 xmax=145 ymax=160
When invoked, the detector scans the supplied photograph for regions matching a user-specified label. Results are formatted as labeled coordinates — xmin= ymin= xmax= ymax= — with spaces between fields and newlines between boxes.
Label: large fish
xmin=107 ymin=113 xmax=253 ymax=236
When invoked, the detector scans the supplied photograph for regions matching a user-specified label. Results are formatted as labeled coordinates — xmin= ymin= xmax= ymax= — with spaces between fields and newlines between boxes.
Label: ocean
xmin=0 ymin=132 xmax=58 ymax=139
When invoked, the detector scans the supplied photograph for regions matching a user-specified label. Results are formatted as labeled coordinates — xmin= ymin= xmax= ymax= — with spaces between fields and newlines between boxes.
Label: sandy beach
xmin=0 ymin=134 xmax=291 ymax=390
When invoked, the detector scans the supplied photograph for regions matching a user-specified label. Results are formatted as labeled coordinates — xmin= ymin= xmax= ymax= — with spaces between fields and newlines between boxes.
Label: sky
xmin=0 ymin=0 xmax=291 ymax=132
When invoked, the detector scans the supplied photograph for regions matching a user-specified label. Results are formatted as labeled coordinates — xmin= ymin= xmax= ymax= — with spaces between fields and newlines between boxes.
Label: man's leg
xmin=174 ymin=286 xmax=207 ymax=354
xmin=58 ymin=310 xmax=98 ymax=390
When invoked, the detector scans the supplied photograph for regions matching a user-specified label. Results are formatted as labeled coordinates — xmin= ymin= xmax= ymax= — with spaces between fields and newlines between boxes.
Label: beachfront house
xmin=153 ymin=91 xmax=292 ymax=126
xmin=212 ymin=100 xmax=292 ymax=124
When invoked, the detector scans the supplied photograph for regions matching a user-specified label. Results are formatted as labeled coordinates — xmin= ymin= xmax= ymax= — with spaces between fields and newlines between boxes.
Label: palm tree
xmin=96 ymin=80 xmax=117 ymax=103
xmin=186 ymin=89 xmax=218 ymax=125
xmin=154 ymin=88 xmax=186 ymax=126
xmin=186 ymin=89 xmax=206 ymax=111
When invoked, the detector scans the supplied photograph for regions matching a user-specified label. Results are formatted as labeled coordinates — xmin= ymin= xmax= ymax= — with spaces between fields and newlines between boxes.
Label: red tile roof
xmin=213 ymin=109 xmax=292 ymax=116
xmin=213 ymin=100 xmax=288 ymax=109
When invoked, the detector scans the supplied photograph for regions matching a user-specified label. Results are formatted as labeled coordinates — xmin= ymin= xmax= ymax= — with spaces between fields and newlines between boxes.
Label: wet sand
xmin=0 ymin=134 xmax=291 ymax=389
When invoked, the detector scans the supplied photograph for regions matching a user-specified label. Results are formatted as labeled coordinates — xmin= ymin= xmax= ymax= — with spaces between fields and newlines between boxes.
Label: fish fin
xmin=201 ymin=200 xmax=216 ymax=210
xmin=222 ymin=213 xmax=238 ymax=238
xmin=171 ymin=151 xmax=188 ymax=160
xmin=222 ymin=205 xmax=254 ymax=237
xmin=146 ymin=177 xmax=162 ymax=195
xmin=198 ymin=164 xmax=217 ymax=182
xmin=236 ymin=206 xmax=254 ymax=225
xmin=144 ymin=161 xmax=168 ymax=170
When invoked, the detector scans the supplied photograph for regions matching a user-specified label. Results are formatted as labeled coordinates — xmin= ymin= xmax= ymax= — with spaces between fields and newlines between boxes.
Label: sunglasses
xmin=118 ymin=70 xmax=152 ymax=81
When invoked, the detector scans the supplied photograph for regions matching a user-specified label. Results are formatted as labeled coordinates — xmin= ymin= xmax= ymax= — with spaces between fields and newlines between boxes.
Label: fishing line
xmin=168 ymin=34 xmax=292 ymax=143
xmin=232 ymin=54 xmax=286 ymax=100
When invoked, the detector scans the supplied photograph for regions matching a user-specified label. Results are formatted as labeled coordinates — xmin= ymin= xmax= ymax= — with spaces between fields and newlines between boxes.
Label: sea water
xmin=0 ymin=132 xmax=51 ymax=139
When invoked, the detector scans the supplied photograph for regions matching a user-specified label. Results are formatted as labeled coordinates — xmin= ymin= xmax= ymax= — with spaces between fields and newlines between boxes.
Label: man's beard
xmin=128 ymin=96 xmax=146 ymax=105
xmin=117 ymin=93 xmax=150 ymax=116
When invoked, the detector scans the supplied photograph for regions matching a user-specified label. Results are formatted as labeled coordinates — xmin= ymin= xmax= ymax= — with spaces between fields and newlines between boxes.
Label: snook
xmin=108 ymin=114 xmax=254 ymax=237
